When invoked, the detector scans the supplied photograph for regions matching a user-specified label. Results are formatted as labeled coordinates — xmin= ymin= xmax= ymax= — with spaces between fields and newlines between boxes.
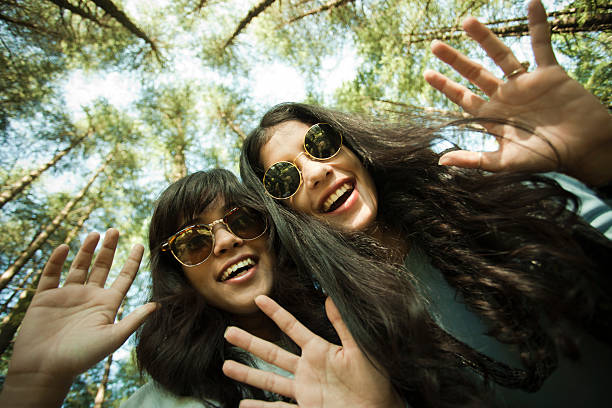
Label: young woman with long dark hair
xmin=127 ymin=168 xmax=349 ymax=407
xmin=0 ymin=169 xmax=421 ymax=408
xmin=235 ymin=1 xmax=612 ymax=406
xmin=129 ymin=169 xmax=492 ymax=407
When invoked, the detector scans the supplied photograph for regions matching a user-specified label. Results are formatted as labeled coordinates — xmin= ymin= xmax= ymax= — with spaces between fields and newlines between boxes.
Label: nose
xmin=297 ymin=155 xmax=332 ymax=190
xmin=211 ymin=224 xmax=243 ymax=256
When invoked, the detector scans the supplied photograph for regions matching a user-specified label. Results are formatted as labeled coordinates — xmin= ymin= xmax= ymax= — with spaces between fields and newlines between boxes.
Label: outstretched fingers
xmin=37 ymin=244 xmax=70 ymax=293
xmin=528 ymin=0 xmax=557 ymax=67
xmin=423 ymin=69 xmax=486 ymax=114
xmin=224 ymin=326 xmax=299 ymax=373
xmin=222 ymin=360 xmax=295 ymax=399
xmin=63 ymin=232 xmax=100 ymax=285
xmin=429 ymin=40 xmax=500 ymax=96
xmin=462 ymin=16 xmax=524 ymax=78
xmin=254 ymin=295 xmax=316 ymax=348
xmin=109 ymin=244 xmax=144 ymax=298
xmin=86 ymin=228 xmax=119 ymax=288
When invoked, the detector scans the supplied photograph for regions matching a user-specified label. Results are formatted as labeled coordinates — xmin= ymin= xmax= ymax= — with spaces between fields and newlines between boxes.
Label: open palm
xmin=222 ymin=295 xmax=402 ymax=408
xmin=7 ymin=229 xmax=155 ymax=386
xmin=425 ymin=0 xmax=612 ymax=186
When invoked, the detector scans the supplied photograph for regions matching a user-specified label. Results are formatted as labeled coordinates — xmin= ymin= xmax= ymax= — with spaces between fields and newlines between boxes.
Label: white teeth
xmin=322 ymin=183 xmax=352 ymax=212
xmin=220 ymin=258 xmax=256 ymax=282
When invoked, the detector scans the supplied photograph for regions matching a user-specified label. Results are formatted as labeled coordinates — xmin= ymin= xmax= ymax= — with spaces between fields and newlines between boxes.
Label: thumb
xmin=112 ymin=302 xmax=158 ymax=346
xmin=325 ymin=297 xmax=357 ymax=350
xmin=439 ymin=149 xmax=501 ymax=172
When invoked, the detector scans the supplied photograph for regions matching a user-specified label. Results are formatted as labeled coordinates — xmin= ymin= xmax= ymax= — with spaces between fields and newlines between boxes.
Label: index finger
xmin=254 ymin=295 xmax=316 ymax=348
xmin=224 ymin=326 xmax=299 ymax=373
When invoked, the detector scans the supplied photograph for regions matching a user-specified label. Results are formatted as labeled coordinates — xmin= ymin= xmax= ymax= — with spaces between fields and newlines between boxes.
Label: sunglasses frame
xmin=160 ymin=206 xmax=268 ymax=267
xmin=262 ymin=123 xmax=343 ymax=200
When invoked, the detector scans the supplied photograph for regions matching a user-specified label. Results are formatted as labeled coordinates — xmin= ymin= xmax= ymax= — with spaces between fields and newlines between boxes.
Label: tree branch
xmin=91 ymin=0 xmax=160 ymax=56
xmin=223 ymin=0 xmax=277 ymax=49
xmin=279 ymin=0 xmax=354 ymax=27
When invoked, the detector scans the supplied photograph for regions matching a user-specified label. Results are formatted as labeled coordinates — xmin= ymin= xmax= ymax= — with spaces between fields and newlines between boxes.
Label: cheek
xmin=288 ymin=194 xmax=313 ymax=214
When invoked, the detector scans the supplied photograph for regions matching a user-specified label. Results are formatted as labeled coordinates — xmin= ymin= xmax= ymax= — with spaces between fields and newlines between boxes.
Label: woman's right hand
xmin=425 ymin=0 xmax=612 ymax=186
xmin=222 ymin=295 xmax=404 ymax=408
xmin=0 ymin=229 xmax=156 ymax=408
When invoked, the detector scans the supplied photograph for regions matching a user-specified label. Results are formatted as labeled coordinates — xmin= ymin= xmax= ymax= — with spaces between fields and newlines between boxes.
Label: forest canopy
xmin=1 ymin=0 xmax=610 ymax=405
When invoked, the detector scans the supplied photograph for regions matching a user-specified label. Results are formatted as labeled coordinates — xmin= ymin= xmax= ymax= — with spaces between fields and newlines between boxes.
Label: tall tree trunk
xmin=46 ymin=0 xmax=104 ymax=26
xmin=223 ymin=0 xmax=277 ymax=48
xmin=406 ymin=11 xmax=612 ymax=44
xmin=0 ymin=131 xmax=88 ymax=209
xmin=168 ymin=144 xmax=187 ymax=183
xmin=93 ymin=302 xmax=125 ymax=407
xmin=90 ymin=0 xmax=159 ymax=55
xmin=46 ymin=0 xmax=159 ymax=55
xmin=0 ymin=152 xmax=113 ymax=291
xmin=0 ymin=203 xmax=95 ymax=315
xmin=0 ymin=202 xmax=95 ymax=356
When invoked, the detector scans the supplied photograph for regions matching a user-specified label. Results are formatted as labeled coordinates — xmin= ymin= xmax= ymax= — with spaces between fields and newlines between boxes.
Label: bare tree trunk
xmin=0 ymin=132 xmax=88 ymax=209
xmin=223 ymin=0 xmax=277 ymax=48
xmin=0 ymin=152 xmax=113 ymax=291
xmin=406 ymin=11 xmax=612 ymax=44
xmin=0 ymin=202 xmax=95 ymax=356
xmin=46 ymin=0 xmax=159 ymax=56
xmin=168 ymin=144 xmax=188 ymax=183
xmin=46 ymin=0 xmax=103 ymax=26
xmin=90 ymin=0 xmax=160 ymax=55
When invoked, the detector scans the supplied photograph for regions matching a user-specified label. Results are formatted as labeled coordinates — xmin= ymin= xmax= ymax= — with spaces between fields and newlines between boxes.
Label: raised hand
xmin=424 ymin=0 xmax=612 ymax=186
xmin=0 ymin=229 xmax=157 ymax=408
xmin=222 ymin=295 xmax=403 ymax=408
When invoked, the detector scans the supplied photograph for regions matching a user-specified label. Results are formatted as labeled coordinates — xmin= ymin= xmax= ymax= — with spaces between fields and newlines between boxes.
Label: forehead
xmin=260 ymin=120 xmax=311 ymax=169
xmin=180 ymin=195 xmax=230 ymax=229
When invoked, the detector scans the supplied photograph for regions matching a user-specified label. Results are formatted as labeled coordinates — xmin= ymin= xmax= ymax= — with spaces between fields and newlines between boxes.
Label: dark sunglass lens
xmin=227 ymin=208 xmax=267 ymax=239
xmin=263 ymin=161 xmax=301 ymax=199
xmin=304 ymin=124 xmax=341 ymax=159
xmin=172 ymin=227 xmax=213 ymax=265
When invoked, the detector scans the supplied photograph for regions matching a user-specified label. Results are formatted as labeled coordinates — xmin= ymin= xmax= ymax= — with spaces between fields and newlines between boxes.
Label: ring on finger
xmin=477 ymin=151 xmax=483 ymax=170
xmin=504 ymin=61 xmax=530 ymax=80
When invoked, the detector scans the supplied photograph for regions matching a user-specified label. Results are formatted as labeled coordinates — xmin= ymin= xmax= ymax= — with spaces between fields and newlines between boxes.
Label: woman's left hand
xmin=222 ymin=295 xmax=403 ymax=408
xmin=425 ymin=0 xmax=612 ymax=186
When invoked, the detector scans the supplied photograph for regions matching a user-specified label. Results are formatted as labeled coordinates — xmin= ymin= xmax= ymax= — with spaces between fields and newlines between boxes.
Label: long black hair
xmin=136 ymin=169 xmax=337 ymax=407
xmin=240 ymin=102 xmax=612 ymax=406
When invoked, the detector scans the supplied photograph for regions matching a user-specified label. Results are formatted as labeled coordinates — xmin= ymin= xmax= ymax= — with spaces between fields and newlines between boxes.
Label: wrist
xmin=0 ymin=371 xmax=73 ymax=408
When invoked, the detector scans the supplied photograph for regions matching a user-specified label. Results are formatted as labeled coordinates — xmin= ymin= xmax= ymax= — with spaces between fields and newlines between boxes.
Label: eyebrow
xmin=176 ymin=203 xmax=236 ymax=231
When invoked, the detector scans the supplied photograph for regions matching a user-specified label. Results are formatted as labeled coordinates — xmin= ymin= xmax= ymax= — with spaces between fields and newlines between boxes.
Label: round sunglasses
xmin=262 ymin=123 xmax=342 ymax=199
xmin=160 ymin=207 xmax=268 ymax=267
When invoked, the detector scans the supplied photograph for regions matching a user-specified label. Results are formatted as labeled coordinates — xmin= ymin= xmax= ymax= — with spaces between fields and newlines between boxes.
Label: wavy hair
xmin=240 ymin=102 xmax=612 ymax=406
xmin=136 ymin=169 xmax=337 ymax=407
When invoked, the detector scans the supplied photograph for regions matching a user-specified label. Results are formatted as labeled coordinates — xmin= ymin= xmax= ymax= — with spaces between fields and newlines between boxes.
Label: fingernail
xmin=224 ymin=326 xmax=233 ymax=338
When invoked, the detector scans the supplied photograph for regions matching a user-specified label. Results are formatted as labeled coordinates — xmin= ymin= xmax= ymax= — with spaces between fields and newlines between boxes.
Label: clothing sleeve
xmin=544 ymin=172 xmax=612 ymax=240
xmin=120 ymin=382 xmax=216 ymax=408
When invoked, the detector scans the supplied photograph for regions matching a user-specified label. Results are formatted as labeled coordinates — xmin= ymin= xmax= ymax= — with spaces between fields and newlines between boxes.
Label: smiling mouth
xmin=322 ymin=182 xmax=354 ymax=213
xmin=219 ymin=257 xmax=256 ymax=282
